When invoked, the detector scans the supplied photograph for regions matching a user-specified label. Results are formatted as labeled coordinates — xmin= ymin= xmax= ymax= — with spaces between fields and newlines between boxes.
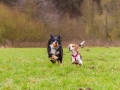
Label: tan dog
xmin=68 ymin=41 xmax=85 ymax=65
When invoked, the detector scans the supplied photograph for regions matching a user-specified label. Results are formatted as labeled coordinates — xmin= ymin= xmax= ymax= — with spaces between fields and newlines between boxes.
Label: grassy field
xmin=0 ymin=47 xmax=120 ymax=90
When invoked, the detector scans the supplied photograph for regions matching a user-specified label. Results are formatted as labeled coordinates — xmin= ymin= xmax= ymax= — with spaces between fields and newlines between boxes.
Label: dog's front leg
xmin=77 ymin=55 xmax=82 ymax=65
xmin=56 ymin=51 xmax=60 ymax=55
xmin=49 ymin=51 xmax=53 ymax=55
xmin=49 ymin=55 xmax=58 ymax=64
xmin=52 ymin=55 xmax=58 ymax=60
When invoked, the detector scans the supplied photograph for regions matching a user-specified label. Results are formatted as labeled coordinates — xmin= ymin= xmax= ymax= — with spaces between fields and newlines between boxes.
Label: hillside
xmin=0 ymin=0 xmax=120 ymax=47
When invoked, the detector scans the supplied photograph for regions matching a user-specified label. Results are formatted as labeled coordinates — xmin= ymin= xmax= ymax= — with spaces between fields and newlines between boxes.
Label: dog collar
xmin=71 ymin=51 xmax=79 ymax=61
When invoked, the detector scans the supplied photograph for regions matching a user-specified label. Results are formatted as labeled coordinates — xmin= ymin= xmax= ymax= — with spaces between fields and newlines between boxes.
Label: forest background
xmin=0 ymin=0 xmax=120 ymax=47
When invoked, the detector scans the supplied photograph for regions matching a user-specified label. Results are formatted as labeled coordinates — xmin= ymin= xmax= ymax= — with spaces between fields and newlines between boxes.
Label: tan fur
xmin=50 ymin=55 xmax=58 ymax=60
xmin=71 ymin=44 xmax=80 ymax=51
xmin=74 ymin=44 xmax=80 ymax=51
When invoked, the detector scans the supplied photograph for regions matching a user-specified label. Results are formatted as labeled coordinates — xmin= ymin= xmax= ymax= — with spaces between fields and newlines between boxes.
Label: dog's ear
xmin=58 ymin=35 xmax=60 ymax=39
xmin=50 ymin=34 xmax=53 ymax=38
xmin=58 ymin=35 xmax=62 ymax=41
xmin=75 ymin=45 xmax=80 ymax=51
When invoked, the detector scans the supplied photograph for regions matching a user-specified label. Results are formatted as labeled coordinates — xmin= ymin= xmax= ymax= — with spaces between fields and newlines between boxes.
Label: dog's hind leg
xmin=56 ymin=58 xmax=62 ymax=66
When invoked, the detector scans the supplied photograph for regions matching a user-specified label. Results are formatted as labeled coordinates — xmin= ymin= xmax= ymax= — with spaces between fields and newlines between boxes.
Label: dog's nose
xmin=55 ymin=41 xmax=58 ymax=44
xmin=55 ymin=42 xmax=57 ymax=44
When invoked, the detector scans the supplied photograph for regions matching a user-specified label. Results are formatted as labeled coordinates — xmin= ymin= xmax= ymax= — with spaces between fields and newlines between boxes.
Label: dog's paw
xmin=50 ymin=57 xmax=55 ymax=60
xmin=52 ymin=55 xmax=58 ymax=60
xmin=79 ymin=63 xmax=82 ymax=66
xmin=72 ymin=62 xmax=78 ymax=64
xmin=50 ymin=60 xmax=56 ymax=63
xmin=60 ymin=63 xmax=63 ymax=67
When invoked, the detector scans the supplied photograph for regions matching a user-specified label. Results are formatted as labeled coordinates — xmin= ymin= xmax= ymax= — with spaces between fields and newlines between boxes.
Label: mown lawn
xmin=0 ymin=47 xmax=120 ymax=90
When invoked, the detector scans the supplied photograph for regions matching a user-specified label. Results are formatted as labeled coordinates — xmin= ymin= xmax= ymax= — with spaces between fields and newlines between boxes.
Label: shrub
xmin=0 ymin=3 xmax=45 ymax=45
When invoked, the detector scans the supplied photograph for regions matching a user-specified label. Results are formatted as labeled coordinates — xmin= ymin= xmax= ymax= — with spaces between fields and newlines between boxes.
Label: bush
xmin=0 ymin=3 xmax=45 ymax=45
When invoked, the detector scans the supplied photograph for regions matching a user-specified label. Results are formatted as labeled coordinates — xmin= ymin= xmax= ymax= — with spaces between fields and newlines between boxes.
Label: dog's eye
xmin=72 ymin=46 xmax=74 ymax=47
xmin=52 ymin=40 xmax=55 ymax=42
xmin=56 ymin=39 xmax=59 ymax=42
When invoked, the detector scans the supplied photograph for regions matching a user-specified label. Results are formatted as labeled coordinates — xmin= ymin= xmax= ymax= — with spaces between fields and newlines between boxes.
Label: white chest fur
xmin=50 ymin=44 xmax=57 ymax=55
xmin=71 ymin=51 xmax=82 ymax=64
xmin=51 ymin=48 xmax=57 ymax=54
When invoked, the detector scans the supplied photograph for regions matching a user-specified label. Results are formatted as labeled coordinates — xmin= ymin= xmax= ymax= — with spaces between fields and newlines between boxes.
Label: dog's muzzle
xmin=68 ymin=46 xmax=71 ymax=51
xmin=52 ymin=41 xmax=59 ymax=48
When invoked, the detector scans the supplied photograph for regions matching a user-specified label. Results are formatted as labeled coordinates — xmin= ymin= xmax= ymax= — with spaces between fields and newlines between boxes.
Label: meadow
xmin=0 ymin=47 xmax=120 ymax=90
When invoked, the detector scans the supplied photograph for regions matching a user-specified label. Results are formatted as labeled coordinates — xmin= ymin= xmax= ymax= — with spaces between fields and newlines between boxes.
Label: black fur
xmin=47 ymin=34 xmax=63 ymax=64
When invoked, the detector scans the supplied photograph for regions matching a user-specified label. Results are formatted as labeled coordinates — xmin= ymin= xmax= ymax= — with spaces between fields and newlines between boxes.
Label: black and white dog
xmin=47 ymin=34 xmax=63 ymax=65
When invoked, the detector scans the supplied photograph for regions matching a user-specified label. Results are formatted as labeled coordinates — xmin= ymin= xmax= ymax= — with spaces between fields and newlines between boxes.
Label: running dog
xmin=68 ymin=41 xmax=85 ymax=65
xmin=47 ymin=34 xmax=63 ymax=65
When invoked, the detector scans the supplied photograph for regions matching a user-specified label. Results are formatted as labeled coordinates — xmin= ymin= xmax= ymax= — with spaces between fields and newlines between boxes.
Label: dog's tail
xmin=79 ymin=41 xmax=85 ymax=46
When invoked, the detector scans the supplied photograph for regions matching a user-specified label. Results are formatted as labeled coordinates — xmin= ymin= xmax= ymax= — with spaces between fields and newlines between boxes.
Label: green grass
xmin=0 ymin=47 xmax=120 ymax=90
